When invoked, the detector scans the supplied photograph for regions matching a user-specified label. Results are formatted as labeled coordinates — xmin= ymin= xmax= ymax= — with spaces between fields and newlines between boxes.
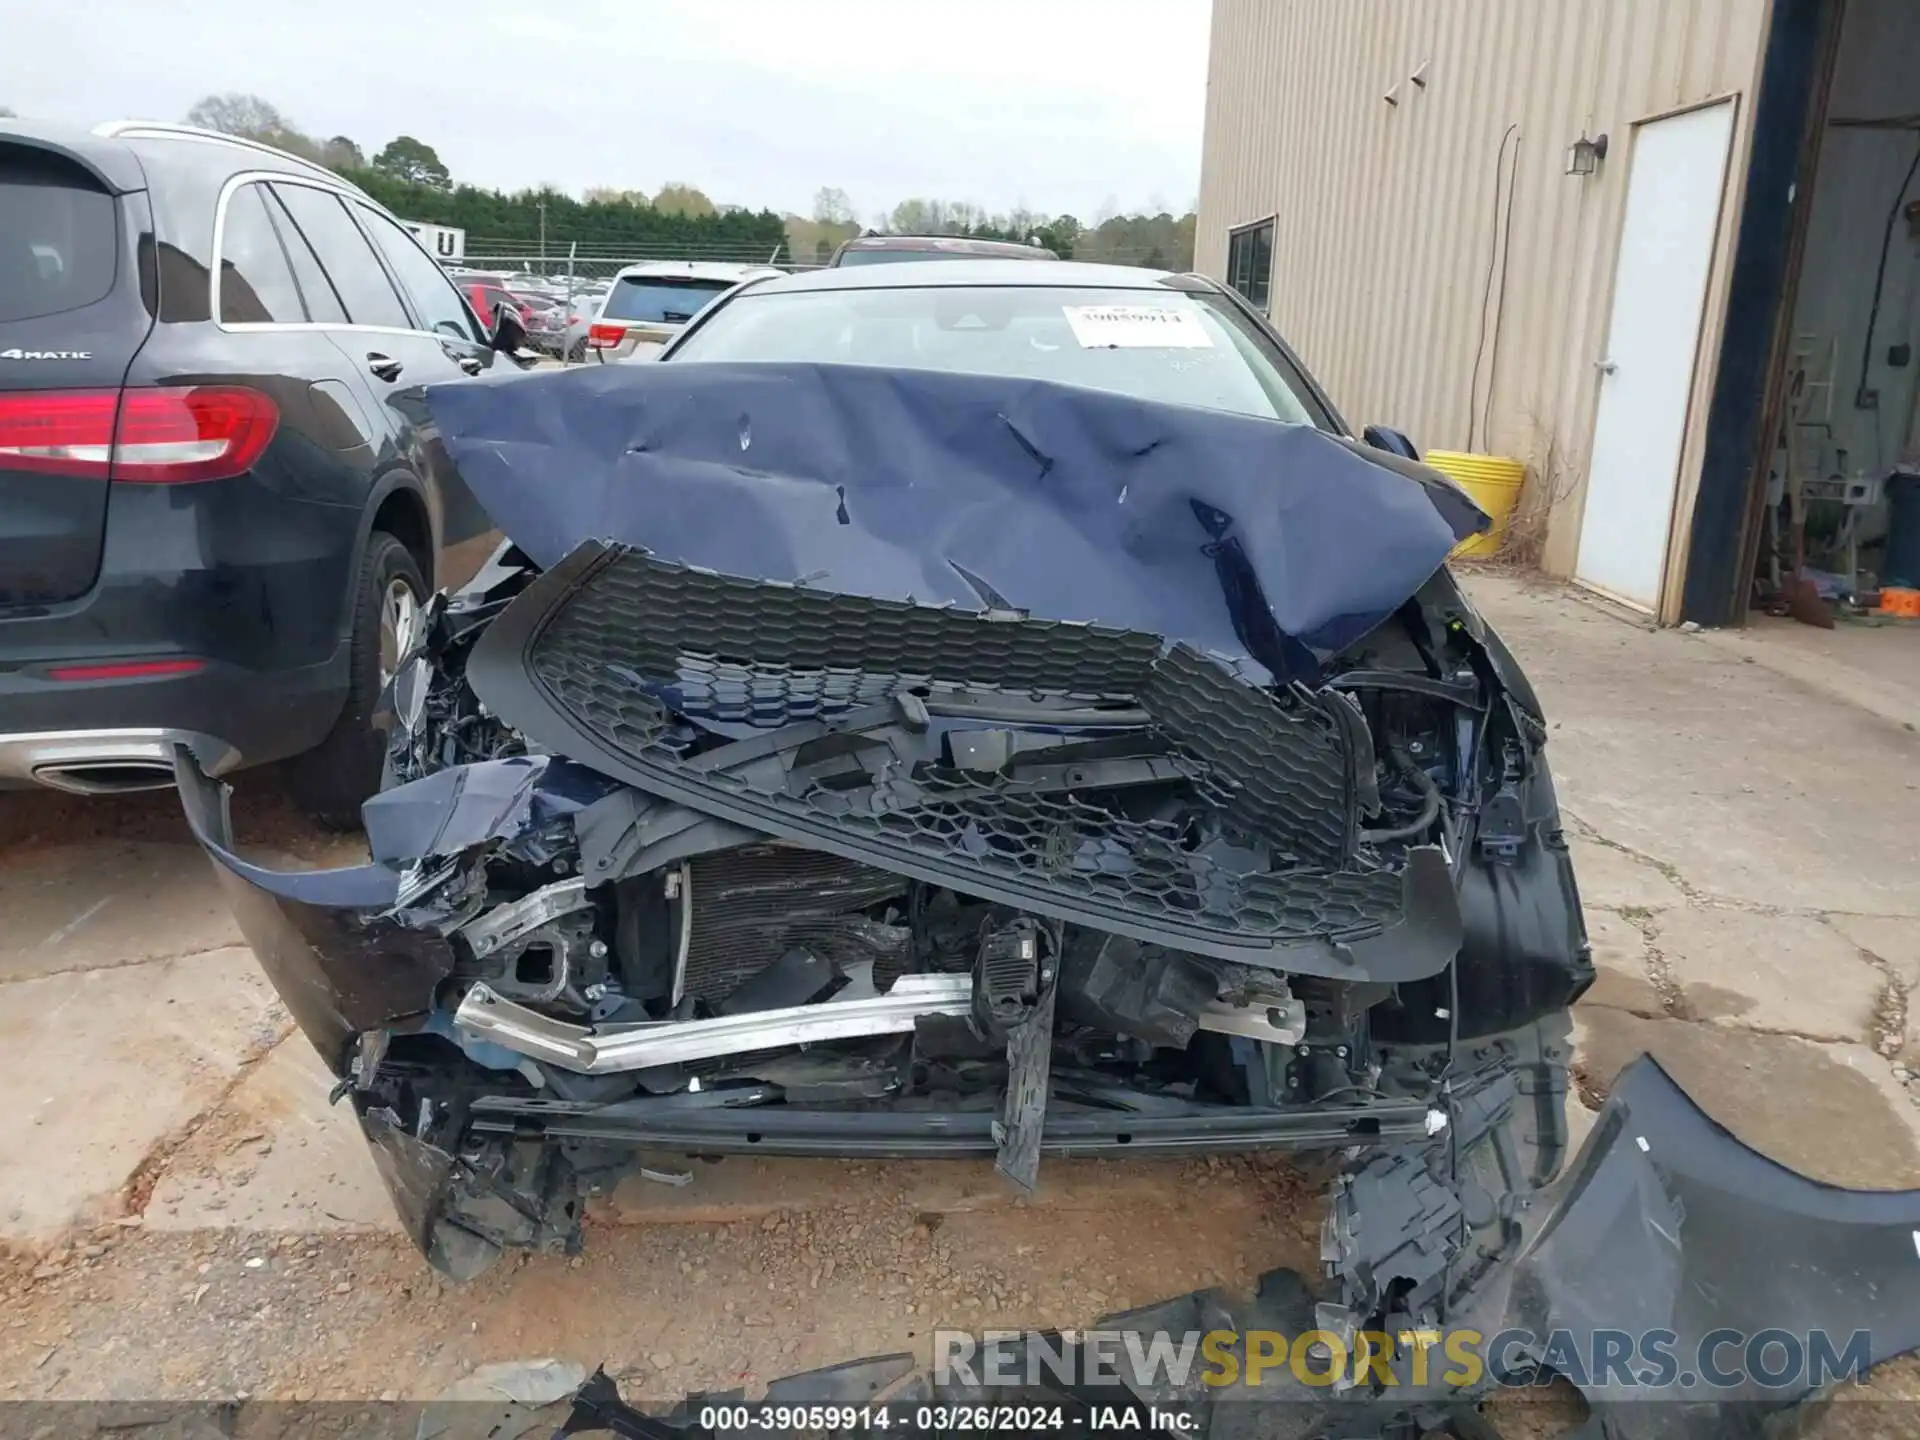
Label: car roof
xmin=91 ymin=120 xmax=369 ymax=192
xmin=4 ymin=118 xmax=381 ymax=198
xmin=612 ymin=261 xmax=785 ymax=282
xmin=742 ymin=259 xmax=1193 ymax=295
xmin=1 ymin=117 xmax=149 ymax=193
xmin=836 ymin=234 xmax=1055 ymax=259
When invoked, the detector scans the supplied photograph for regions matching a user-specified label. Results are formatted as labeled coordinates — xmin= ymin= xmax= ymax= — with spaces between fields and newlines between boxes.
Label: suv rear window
xmin=602 ymin=276 xmax=733 ymax=324
xmin=0 ymin=148 xmax=118 ymax=323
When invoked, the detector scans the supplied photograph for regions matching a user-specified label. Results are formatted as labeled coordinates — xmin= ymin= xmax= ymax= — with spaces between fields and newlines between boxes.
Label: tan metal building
xmin=1197 ymin=0 xmax=1920 ymax=627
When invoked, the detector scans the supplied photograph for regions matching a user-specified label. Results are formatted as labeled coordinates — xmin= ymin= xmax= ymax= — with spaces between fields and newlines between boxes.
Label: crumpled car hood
xmin=424 ymin=362 xmax=1486 ymax=681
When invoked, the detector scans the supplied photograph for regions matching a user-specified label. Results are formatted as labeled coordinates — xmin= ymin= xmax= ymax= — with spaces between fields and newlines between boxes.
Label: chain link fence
xmin=449 ymin=235 xmax=1187 ymax=362
xmin=448 ymin=240 xmax=812 ymax=363
xmin=461 ymin=240 xmax=811 ymax=281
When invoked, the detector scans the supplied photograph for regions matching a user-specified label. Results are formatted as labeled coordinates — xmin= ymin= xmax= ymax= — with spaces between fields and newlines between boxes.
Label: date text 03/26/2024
xmin=698 ymin=1405 xmax=1195 ymax=1433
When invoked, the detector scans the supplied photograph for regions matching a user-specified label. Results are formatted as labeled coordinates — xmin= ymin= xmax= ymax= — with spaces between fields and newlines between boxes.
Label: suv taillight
xmin=0 ymin=387 xmax=278 ymax=483
xmin=587 ymin=323 xmax=628 ymax=348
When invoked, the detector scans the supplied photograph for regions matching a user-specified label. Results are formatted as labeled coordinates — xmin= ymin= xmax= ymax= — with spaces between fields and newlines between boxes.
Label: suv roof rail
xmin=92 ymin=120 xmax=365 ymax=191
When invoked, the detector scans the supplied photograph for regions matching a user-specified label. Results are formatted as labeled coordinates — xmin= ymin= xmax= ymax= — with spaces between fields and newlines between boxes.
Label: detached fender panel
xmin=1506 ymin=1054 xmax=1920 ymax=1436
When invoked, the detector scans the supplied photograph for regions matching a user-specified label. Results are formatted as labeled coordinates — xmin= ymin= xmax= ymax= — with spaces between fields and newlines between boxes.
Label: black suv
xmin=0 ymin=120 xmax=523 ymax=824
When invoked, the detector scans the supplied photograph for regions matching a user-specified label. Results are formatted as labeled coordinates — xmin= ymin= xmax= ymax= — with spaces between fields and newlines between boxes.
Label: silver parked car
xmin=558 ymin=286 xmax=609 ymax=362
xmin=586 ymin=261 xmax=783 ymax=362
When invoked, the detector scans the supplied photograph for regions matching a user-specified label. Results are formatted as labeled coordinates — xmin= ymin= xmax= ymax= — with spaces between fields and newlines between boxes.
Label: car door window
xmin=358 ymin=207 xmax=483 ymax=342
xmin=260 ymin=186 xmax=347 ymax=325
xmin=268 ymin=183 xmax=410 ymax=331
xmin=217 ymin=183 xmax=306 ymax=324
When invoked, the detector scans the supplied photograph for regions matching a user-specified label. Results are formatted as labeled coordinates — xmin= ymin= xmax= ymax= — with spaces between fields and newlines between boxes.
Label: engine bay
xmin=184 ymin=534 xmax=1568 ymax=1274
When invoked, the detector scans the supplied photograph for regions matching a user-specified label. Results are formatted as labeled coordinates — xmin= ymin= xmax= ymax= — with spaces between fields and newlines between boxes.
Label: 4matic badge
xmin=0 ymin=348 xmax=92 ymax=360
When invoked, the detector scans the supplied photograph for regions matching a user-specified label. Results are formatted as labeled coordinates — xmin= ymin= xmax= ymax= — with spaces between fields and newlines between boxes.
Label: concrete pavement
xmin=1 ymin=571 xmax=1916 ymax=1254
xmin=1469 ymin=573 xmax=1920 ymax=1187
xmin=0 ymin=784 xmax=366 ymax=1244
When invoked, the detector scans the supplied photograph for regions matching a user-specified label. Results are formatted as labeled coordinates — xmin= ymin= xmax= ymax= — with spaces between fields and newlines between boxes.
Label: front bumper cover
xmin=173 ymin=746 xmax=457 ymax=1070
xmin=1494 ymin=1054 xmax=1920 ymax=1436
xmin=171 ymin=746 xmax=1448 ymax=1275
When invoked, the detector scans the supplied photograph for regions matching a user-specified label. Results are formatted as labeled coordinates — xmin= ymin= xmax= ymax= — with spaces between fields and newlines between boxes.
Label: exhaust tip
xmin=32 ymin=761 xmax=178 ymax=795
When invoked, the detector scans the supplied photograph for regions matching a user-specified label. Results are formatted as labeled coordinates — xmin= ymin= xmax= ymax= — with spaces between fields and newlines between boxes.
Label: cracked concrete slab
xmin=1823 ymin=913 xmax=1920 ymax=990
xmin=1580 ymin=909 xmax=1664 ymax=1016
xmin=1822 ymin=913 xmax=1920 ymax=1061
xmin=144 ymin=1035 xmax=399 ymax=1234
xmin=1697 ymin=611 xmax=1920 ymax=734
xmin=1466 ymin=575 xmax=1920 ymax=916
xmin=0 ymin=948 xmax=283 ymax=1242
xmin=1574 ymin=1007 xmax=1920 ymax=1188
xmin=1651 ymin=904 xmax=1885 ymax=1042
xmin=0 ymin=839 xmax=241 ymax=984
xmin=1567 ymin=836 xmax=1686 ymax=910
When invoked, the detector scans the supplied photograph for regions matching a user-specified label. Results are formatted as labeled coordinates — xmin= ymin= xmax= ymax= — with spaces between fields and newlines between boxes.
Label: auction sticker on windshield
xmin=1062 ymin=305 xmax=1213 ymax=349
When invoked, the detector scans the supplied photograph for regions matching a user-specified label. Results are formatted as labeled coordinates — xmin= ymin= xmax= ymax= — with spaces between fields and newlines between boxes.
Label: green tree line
xmin=179 ymin=93 xmax=784 ymax=255
xmin=875 ymin=199 xmax=1196 ymax=270
xmin=174 ymin=93 xmax=1194 ymax=268
xmin=341 ymin=168 xmax=786 ymax=255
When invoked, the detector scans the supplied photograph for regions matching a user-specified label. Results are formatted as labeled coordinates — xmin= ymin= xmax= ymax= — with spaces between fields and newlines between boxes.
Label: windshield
xmin=603 ymin=275 xmax=735 ymax=325
xmin=668 ymin=284 xmax=1318 ymax=423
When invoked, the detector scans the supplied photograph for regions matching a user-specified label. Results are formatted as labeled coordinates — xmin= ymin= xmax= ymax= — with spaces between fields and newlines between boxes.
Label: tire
xmin=286 ymin=532 xmax=426 ymax=831
xmin=565 ymin=338 xmax=587 ymax=364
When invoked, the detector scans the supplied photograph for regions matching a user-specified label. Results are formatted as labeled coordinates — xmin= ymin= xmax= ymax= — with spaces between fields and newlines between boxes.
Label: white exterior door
xmin=1575 ymin=99 xmax=1737 ymax=611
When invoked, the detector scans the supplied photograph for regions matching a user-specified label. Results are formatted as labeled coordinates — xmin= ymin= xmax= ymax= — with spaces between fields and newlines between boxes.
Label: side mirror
xmin=489 ymin=304 xmax=528 ymax=353
xmin=1362 ymin=424 xmax=1421 ymax=461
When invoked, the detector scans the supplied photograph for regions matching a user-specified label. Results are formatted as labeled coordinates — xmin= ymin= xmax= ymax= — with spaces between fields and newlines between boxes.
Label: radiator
xmin=681 ymin=845 xmax=908 ymax=1002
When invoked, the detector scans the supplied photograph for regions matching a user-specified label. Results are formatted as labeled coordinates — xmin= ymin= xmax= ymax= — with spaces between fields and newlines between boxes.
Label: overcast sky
xmin=3 ymin=0 xmax=1211 ymax=221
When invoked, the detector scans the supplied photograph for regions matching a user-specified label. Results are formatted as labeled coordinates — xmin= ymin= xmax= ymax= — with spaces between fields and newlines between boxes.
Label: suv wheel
xmin=286 ymin=532 xmax=425 ymax=830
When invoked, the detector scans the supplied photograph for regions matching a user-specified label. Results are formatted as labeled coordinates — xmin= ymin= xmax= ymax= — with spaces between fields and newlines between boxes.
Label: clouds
xmin=2 ymin=0 xmax=1208 ymax=218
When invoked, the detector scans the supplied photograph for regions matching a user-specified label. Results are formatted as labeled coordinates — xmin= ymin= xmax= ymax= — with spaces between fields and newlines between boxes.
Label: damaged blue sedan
xmin=172 ymin=262 xmax=1920 ymax=1436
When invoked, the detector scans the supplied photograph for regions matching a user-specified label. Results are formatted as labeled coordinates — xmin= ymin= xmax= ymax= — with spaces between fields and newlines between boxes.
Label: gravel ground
xmin=2 ymin=1156 xmax=1322 ymax=1402
xmin=9 ymin=1179 xmax=1918 ymax=1437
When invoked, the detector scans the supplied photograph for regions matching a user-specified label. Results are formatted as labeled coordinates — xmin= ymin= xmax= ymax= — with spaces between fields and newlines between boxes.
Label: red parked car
xmin=461 ymin=281 xmax=529 ymax=332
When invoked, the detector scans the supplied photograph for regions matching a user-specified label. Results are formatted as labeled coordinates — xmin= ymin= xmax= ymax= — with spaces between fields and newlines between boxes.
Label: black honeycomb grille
xmin=518 ymin=549 xmax=1399 ymax=949
xmin=555 ymin=548 xmax=1164 ymax=696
